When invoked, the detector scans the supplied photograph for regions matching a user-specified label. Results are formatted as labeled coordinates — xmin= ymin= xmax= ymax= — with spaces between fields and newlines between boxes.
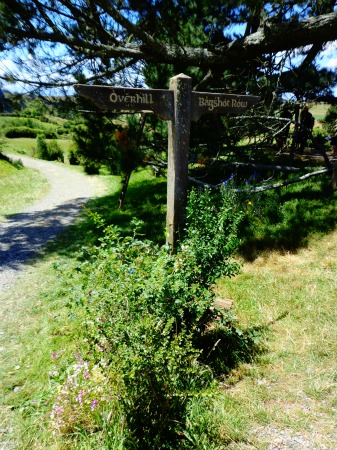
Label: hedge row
xmin=4 ymin=126 xmax=58 ymax=139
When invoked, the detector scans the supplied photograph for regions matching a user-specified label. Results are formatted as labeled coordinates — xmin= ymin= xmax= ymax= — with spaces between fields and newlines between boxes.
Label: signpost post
xmin=75 ymin=74 xmax=259 ymax=250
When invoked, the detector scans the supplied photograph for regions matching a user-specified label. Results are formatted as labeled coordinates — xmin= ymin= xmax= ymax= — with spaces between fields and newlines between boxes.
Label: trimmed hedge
xmin=5 ymin=126 xmax=39 ymax=138
xmin=5 ymin=126 xmax=57 ymax=139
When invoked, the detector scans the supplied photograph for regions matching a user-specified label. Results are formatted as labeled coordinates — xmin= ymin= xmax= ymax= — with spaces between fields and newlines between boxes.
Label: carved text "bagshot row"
xmin=198 ymin=96 xmax=248 ymax=111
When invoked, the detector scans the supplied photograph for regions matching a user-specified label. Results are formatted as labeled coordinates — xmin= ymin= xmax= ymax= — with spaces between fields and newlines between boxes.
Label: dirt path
xmin=0 ymin=155 xmax=106 ymax=294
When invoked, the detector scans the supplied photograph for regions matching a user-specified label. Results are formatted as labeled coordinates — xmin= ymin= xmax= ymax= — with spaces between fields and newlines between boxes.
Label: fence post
xmin=166 ymin=74 xmax=192 ymax=250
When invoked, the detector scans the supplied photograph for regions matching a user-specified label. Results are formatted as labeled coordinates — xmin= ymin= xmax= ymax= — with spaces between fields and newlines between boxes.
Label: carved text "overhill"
xmin=109 ymin=92 xmax=154 ymax=105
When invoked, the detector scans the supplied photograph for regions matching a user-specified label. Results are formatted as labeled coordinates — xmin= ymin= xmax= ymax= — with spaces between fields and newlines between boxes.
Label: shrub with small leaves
xmin=57 ymin=187 xmax=246 ymax=447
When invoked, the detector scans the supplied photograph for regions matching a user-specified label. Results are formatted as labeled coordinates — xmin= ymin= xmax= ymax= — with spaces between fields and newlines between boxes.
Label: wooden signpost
xmin=75 ymin=74 xmax=260 ymax=249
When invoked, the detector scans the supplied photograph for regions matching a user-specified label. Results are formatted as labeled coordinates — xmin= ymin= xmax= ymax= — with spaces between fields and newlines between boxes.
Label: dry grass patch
xmin=217 ymin=231 xmax=337 ymax=448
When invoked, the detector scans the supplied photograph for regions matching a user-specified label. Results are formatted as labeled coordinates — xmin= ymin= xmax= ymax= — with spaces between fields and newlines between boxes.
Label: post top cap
xmin=171 ymin=73 xmax=191 ymax=80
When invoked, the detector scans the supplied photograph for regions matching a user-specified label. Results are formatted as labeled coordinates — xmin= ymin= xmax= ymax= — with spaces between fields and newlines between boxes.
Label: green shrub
xmin=83 ymin=159 xmax=100 ymax=174
xmin=36 ymin=135 xmax=49 ymax=159
xmin=4 ymin=126 xmax=57 ymax=139
xmin=312 ymin=127 xmax=330 ymax=148
xmin=47 ymin=139 xmax=64 ymax=162
xmin=323 ymin=104 xmax=337 ymax=134
xmin=5 ymin=126 xmax=40 ymax=138
xmin=0 ymin=116 xmax=38 ymax=129
xmin=44 ymin=130 xmax=58 ymax=139
xmin=68 ymin=147 xmax=80 ymax=165
xmin=54 ymin=187 xmax=247 ymax=447
xmin=36 ymin=135 xmax=64 ymax=162
xmin=56 ymin=126 xmax=70 ymax=136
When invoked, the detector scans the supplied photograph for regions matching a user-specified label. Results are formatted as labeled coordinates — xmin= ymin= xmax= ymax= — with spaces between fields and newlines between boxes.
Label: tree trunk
xmin=118 ymin=114 xmax=147 ymax=209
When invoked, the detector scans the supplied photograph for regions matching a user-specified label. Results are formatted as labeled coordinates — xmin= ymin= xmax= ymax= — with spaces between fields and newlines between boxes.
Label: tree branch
xmin=190 ymin=168 xmax=333 ymax=192
xmin=4 ymin=8 xmax=337 ymax=70
xmin=95 ymin=0 xmax=165 ymax=53
xmin=236 ymin=168 xmax=332 ymax=193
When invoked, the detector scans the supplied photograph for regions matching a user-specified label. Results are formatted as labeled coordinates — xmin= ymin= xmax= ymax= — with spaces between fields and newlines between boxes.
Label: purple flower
xmin=91 ymin=399 xmax=99 ymax=410
xmin=76 ymin=390 xmax=84 ymax=404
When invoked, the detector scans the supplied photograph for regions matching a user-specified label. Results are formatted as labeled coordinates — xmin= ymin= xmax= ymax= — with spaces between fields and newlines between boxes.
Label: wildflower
xmin=129 ymin=268 xmax=135 ymax=274
xmin=51 ymin=349 xmax=65 ymax=360
xmin=91 ymin=399 xmax=99 ymax=410
xmin=49 ymin=370 xmax=60 ymax=378
xmin=76 ymin=390 xmax=84 ymax=404
xmin=74 ymin=353 xmax=84 ymax=363
xmin=51 ymin=403 xmax=63 ymax=418
xmin=247 ymin=201 xmax=253 ymax=206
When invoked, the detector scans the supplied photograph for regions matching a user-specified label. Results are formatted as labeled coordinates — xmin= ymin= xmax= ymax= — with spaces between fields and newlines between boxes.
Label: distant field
xmin=2 ymin=137 xmax=37 ymax=156
xmin=3 ymin=137 xmax=73 ymax=158
xmin=0 ymin=115 xmax=67 ymax=130
xmin=310 ymin=102 xmax=330 ymax=121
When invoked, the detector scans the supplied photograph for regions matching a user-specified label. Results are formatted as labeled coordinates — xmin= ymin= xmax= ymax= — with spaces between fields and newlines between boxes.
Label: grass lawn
xmin=217 ymin=231 xmax=337 ymax=448
xmin=1 ymin=209 xmax=336 ymax=448
xmin=310 ymin=102 xmax=330 ymax=122
xmin=2 ymin=137 xmax=37 ymax=156
xmin=3 ymin=137 xmax=73 ymax=159
xmin=0 ymin=158 xmax=50 ymax=221
xmin=1 ymin=158 xmax=336 ymax=448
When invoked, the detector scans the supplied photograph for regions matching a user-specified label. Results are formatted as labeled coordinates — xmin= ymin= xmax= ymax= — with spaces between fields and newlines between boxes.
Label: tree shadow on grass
xmin=239 ymin=179 xmax=337 ymax=261
xmin=0 ymin=199 xmax=90 ymax=271
xmin=44 ymin=177 xmax=168 ymax=259
xmin=197 ymin=311 xmax=289 ymax=378
xmin=17 ymin=170 xmax=337 ymax=267
xmin=42 ymin=174 xmax=337 ymax=265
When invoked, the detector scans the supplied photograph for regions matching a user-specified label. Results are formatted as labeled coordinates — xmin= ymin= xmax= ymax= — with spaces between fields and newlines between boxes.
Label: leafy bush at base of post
xmin=53 ymin=187 xmax=247 ymax=447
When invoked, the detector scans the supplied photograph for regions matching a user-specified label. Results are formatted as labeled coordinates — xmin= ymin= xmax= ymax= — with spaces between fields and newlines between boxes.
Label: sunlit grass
xmin=3 ymin=137 xmax=72 ymax=158
xmin=0 ymin=159 xmax=50 ymax=220
xmin=0 ymin=253 xmax=81 ymax=449
xmin=2 ymin=137 xmax=37 ymax=156
xmin=1 ymin=156 xmax=337 ymax=448
xmin=217 ymin=230 xmax=337 ymax=447
xmin=310 ymin=102 xmax=330 ymax=122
